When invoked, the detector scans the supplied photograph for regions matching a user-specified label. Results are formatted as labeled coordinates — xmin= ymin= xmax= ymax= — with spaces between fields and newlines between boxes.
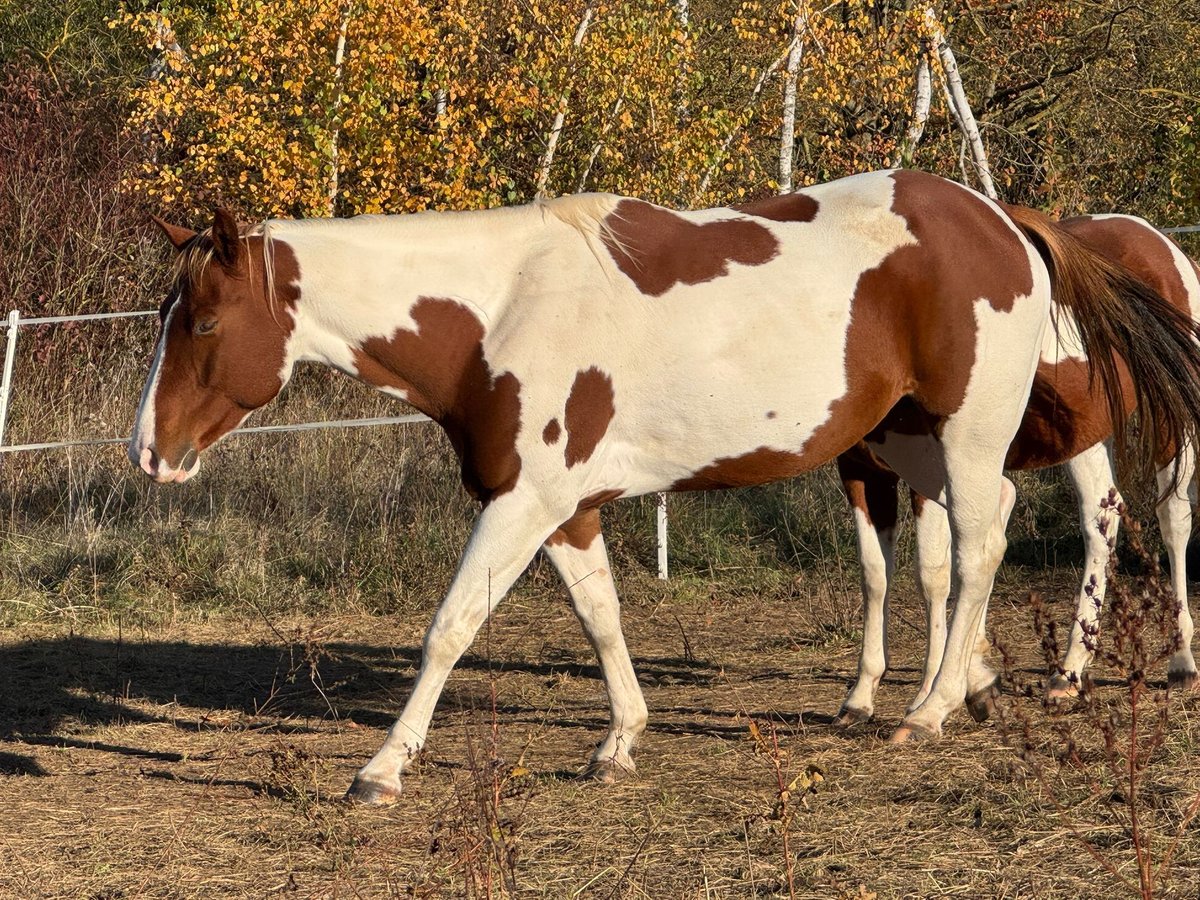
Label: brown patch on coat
xmin=670 ymin=447 xmax=809 ymax=491
xmin=794 ymin=170 xmax=1036 ymax=462
xmin=669 ymin=171 xmax=1038 ymax=491
xmin=543 ymin=418 xmax=562 ymax=445
xmin=563 ymin=367 xmax=615 ymax=468
xmin=734 ymin=191 xmax=819 ymax=223
xmin=837 ymin=443 xmax=900 ymax=532
xmin=150 ymin=231 xmax=302 ymax=468
xmin=910 ymin=490 xmax=927 ymax=517
xmin=601 ymin=200 xmax=780 ymax=297
xmin=1061 ymin=216 xmax=1189 ymax=312
xmin=352 ymin=298 xmax=522 ymax=501
xmin=576 ymin=489 xmax=624 ymax=511
xmin=1004 ymin=358 xmax=1135 ymax=470
xmin=545 ymin=508 xmax=602 ymax=550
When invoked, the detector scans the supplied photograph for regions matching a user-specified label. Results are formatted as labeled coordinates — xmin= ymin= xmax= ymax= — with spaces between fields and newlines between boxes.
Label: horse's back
xmin=511 ymin=170 xmax=1049 ymax=496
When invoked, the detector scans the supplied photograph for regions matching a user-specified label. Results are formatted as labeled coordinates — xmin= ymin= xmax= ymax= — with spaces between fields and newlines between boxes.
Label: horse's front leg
xmin=347 ymin=489 xmax=567 ymax=805
xmin=542 ymin=508 xmax=648 ymax=780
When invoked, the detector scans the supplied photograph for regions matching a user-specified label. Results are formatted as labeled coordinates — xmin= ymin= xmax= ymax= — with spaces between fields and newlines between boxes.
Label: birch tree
xmin=326 ymin=0 xmax=353 ymax=216
xmin=896 ymin=53 xmax=931 ymax=166
xmin=923 ymin=8 xmax=996 ymax=198
xmin=534 ymin=2 xmax=596 ymax=199
xmin=777 ymin=3 xmax=809 ymax=194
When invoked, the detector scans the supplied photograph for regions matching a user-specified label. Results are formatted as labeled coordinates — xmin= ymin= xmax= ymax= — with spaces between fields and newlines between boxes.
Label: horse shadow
xmin=1 ymin=631 xmax=824 ymax=779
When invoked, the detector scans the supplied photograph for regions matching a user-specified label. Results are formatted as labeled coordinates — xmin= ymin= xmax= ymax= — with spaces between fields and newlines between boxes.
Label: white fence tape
xmin=0 ymin=308 xmax=671 ymax=579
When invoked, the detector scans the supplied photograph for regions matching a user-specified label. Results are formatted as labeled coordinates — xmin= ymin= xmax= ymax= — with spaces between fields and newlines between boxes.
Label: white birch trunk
xmin=675 ymin=0 xmax=690 ymax=120
xmin=534 ymin=3 xmax=596 ymax=200
xmin=328 ymin=0 xmax=353 ymax=216
xmin=777 ymin=5 xmax=808 ymax=194
xmin=577 ymin=98 xmax=623 ymax=192
xmin=923 ymin=9 xmax=995 ymax=198
xmin=695 ymin=37 xmax=798 ymax=201
xmin=896 ymin=53 xmax=931 ymax=166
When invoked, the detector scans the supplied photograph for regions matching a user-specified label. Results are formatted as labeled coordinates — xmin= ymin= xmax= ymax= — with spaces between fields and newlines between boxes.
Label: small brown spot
xmin=735 ymin=191 xmax=820 ymax=223
xmin=543 ymin=418 xmax=562 ymax=445
xmin=564 ymin=367 xmax=615 ymax=468
xmin=766 ymin=410 xmax=777 ymax=419
xmin=602 ymin=200 xmax=780 ymax=297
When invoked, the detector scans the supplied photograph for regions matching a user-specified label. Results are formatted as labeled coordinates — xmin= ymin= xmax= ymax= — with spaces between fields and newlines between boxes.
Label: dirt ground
xmin=1 ymin=569 xmax=1198 ymax=899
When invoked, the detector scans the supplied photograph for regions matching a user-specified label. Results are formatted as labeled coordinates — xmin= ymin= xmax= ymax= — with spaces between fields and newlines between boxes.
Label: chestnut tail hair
xmin=1004 ymin=203 xmax=1200 ymax=492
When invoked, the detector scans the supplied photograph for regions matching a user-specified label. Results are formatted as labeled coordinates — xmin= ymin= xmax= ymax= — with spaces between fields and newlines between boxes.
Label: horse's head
xmin=129 ymin=209 xmax=299 ymax=483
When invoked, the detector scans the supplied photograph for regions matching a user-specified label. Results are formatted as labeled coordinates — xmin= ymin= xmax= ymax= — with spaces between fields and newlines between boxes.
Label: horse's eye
xmin=194 ymin=319 xmax=217 ymax=336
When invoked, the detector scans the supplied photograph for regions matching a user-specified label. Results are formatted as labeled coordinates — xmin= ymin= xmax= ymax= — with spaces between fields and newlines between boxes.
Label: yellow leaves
xmin=115 ymin=0 xmax=931 ymax=219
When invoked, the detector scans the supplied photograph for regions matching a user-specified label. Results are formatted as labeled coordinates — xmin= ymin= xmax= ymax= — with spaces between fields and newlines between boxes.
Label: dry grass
xmin=1 ymin=568 xmax=1198 ymax=899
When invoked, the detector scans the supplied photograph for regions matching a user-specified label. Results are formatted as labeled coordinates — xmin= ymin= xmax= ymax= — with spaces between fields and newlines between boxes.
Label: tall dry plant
xmin=994 ymin=495 xmax=1200 ymax=900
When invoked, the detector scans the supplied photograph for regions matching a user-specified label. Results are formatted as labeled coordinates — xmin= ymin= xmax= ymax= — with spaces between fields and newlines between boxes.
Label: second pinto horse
xmin=129 ymin=170 xmax=1200 ymax=804
xmin=837 ymin=211 xmax=1200 ymax=726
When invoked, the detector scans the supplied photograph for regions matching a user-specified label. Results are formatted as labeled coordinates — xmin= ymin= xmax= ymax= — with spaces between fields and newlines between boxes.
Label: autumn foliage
xmin=47 ymin=0 xmax=1200 ymax=230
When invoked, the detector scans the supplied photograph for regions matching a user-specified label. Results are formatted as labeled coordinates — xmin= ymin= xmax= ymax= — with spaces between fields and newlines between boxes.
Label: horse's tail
xmin=1003 ymin=203 xmax=1200 ymax=486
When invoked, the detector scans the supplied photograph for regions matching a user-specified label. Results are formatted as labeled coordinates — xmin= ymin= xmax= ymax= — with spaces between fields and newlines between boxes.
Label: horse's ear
xmin=150 ymin=215 xmax=197 ymax=251
xmin=211 ymin=207 xmax=242 ymax=269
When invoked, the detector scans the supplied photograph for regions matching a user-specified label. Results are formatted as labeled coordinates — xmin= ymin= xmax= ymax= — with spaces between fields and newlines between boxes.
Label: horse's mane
xmin=536 ymin=193 xmax=631 ymax=274
xmin=170 ymin=221 xmax=284 ymax=325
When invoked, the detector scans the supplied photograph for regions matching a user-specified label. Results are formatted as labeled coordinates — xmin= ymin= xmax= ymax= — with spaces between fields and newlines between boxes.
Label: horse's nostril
xmin=139 ymin=446 xmax=158 ymax=476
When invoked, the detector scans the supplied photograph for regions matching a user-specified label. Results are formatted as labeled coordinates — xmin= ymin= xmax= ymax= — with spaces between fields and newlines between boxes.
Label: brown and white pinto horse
xmin=836 ymin=212 xmax=1200 ymax=726
xmin=130 ymin=170 xmax=1200 ymax=804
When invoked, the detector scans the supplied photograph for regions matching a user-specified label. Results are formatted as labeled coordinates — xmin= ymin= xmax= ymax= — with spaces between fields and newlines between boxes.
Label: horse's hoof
xmin=1168 ymin=669 xmax=1198 ymax=692
xmin=966 ymin=681 xmax=1000 ymax=723
xmin=344 ymin=775 xmax=402 ymax=806
xmin=888 ymin=721 xmax=939 ymax=744
xmin=582 ymin=758 xmax=635 ymax=784
xmin=1046 ymin=673 xmax=1079 ymax=702
xmin=834 ymin=706 xmax=873 ymax=726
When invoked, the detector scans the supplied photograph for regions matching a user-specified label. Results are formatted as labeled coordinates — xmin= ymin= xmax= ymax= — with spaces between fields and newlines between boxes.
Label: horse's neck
xmin=279 ymin=207 xmax=543 ymax=352
xmin=274 ymin=206 xmax=570 ymax=417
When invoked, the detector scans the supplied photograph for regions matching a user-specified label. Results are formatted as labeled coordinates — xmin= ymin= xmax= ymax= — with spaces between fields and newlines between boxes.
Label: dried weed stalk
xmin=994 ymin=495 xmax=1200 ymax=899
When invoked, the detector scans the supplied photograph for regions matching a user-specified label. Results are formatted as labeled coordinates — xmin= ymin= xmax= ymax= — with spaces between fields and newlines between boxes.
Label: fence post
xmin=0 ymin=310 xmax=20 ymax=448
xmin=656 ymin=491 xmax=669 ymax=580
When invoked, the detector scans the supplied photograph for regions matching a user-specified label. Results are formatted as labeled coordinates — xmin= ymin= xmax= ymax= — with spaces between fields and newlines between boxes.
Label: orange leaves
xmin=113 ymin=0 xmax=961 ymax=218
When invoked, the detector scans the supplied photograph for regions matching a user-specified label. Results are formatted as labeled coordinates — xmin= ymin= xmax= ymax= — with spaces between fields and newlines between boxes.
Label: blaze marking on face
xmin=543 ymin=418 xmax=562 ymax=445
xmin=601 ymin=200 xmax=781 ymax=297
xmin=351 ymin=297 xmax=523 ymax=501
xmin=136 ymin=229 xmax=303 ymax=473
xmin=563 ymin=367 xmax=615 ymax=468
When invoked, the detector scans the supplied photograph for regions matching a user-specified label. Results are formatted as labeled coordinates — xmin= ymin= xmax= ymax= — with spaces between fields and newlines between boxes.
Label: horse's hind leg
xmin=1157 ymin=450 xmax=1198 ymax=690
xmin=836 ymin=448 xmax=901 ymax=724
xmin=543 ymin=509 xmax=648 ymax=778
xmin=869 ymin=420 xmax=1018 ymax=740
xmin=1052 ymin=442 xmax=1122 ymax=699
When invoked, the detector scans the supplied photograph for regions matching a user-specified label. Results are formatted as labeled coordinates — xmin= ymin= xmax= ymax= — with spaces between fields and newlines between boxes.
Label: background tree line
xmin=4 ymin=0 xmax=1199 ymax=234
